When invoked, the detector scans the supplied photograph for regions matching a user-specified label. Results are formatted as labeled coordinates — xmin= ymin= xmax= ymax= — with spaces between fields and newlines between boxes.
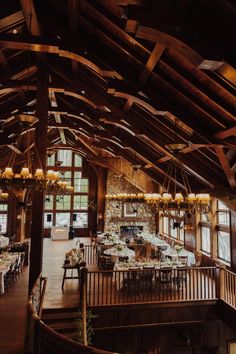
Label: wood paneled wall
xmin=90 ymin=302 xmax=236 ymax=354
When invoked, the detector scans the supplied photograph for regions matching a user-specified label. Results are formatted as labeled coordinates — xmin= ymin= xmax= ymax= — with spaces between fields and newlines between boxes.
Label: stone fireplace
xmin=104 ymin=172 xmax=156 ymax=234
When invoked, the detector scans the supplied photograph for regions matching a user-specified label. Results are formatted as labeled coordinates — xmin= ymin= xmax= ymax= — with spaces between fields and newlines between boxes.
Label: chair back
xmin=178 ymin=255 xmax=188 ymax=266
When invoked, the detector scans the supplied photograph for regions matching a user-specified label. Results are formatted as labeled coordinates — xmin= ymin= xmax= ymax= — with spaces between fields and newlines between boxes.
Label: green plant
xmin=73 ymin=309 xmax=97 ymax=345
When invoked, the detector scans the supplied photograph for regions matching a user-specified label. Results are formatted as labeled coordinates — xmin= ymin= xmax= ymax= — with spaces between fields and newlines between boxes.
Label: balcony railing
xmin=85 ymin=266 xmax=218 ymax=306
xmin=220 ymin=267 xmax=236 ymax=309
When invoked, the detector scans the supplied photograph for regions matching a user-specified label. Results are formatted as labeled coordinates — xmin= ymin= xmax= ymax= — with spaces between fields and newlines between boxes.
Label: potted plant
xmin=74 ymin=309 xmax=97 ymax=345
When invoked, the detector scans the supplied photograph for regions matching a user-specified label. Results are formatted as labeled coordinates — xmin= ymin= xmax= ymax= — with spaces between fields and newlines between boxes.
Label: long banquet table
xmin=0 ymin=253 xmax=19 ymax=294
xmin=113 ymin=260 xmax=186 ymax=290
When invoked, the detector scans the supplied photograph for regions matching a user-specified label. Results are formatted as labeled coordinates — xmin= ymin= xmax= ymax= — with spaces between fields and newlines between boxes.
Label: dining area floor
xmin=0 ymin=236 xmax=90 ymax=354
xmin=0 ymin=266 xmax=29 ymax=354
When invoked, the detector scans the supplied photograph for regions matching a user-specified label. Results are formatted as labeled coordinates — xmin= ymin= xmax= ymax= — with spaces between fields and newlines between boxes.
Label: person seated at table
xmin=69 ymin=226 xmax=76 ymax=239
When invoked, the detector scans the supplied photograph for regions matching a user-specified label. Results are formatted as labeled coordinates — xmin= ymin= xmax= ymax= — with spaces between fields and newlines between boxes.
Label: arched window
xmin=44 ymin=149 xmax=89 ymax=232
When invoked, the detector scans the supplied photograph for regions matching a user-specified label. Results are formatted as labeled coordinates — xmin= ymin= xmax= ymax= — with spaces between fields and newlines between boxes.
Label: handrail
xmin=28 ymin=274 xmax=47 ymax=318
xmin=220 ymin=267 xmax=236 ymax=310
xmin=38 ymin=320 xmax=116 ymax=354
xmin=85 ymin=266 xmax=218 ymax=306
xmin=26 ymin=273 xmax=116 ymax=354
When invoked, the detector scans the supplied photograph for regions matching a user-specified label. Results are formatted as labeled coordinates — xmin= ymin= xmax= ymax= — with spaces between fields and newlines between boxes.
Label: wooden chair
xmin=98 ymin=254 xmax=114 ymax=271
xmin=139 ymin=268 xmax=155 ymax=291
xmin=118 ymin=256 xmax=129 ymax=262
xmin=157 ymin=267 xmax=172 ymax=292
xmin=178 ymin=255 xmax=188 ymax=266
xmin=89 ymin=231 xmax=97 ymax=245
xmin=123 ymin=268 xmax=141 ymax=293
xmin=175 ymin=265 xmax=188 ymax=292
xmin=4 ymin=264 xmax=14 ymax=292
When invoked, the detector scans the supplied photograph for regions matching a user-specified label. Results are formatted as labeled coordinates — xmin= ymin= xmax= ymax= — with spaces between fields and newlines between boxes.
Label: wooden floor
xmin=0 ymin=237 xmax=91 ymax=354
xmin=0 ymin=238 xmax=217 ymax=353
xmin=42 ymin=237 xmax=91 ymax=309
xmin=0 ymin=266 xmax=29 ymax=354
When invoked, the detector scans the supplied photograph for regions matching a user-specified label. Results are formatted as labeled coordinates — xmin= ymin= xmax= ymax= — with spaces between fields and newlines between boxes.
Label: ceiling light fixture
xmin=106 ymin=148 xmax=211 ymax=227
xmin=0 ymin=11 xmax=73 ymax=198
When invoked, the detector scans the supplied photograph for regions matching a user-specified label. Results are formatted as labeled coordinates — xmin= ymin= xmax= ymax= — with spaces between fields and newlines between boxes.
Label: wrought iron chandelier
xmin=0 ymin=115 xmax=73 ymax=199
xmin=106 ymin=146 xmax=211 ymax=227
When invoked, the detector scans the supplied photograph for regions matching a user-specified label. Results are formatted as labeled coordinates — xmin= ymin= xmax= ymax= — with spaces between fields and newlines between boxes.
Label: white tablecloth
xmin=162 ymin=248 xmax=195 ymax=266
xmin=99 ymin=239 xmax=125 ymax=246
xmin=51 ymin=227 xmax=69 ymax=240
xmin=113 ymin=260 xmax=185 ymax=290
xmin=0 ymin=253 xmax=19 ymax=294
xmin=104 ymin=247 xmax=135 ymax=263
xmin=0 ymin=236 xmax=9 ymax=248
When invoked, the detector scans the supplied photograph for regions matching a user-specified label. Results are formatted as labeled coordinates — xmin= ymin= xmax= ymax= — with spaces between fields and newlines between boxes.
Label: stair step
xmin=42 ymin=307 xmax=78 ymax=322
xmin=49 ymin=322 xmax=76 ymax=333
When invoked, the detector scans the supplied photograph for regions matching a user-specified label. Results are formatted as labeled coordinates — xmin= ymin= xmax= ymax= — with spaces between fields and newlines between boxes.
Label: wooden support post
xmin=219 ymin=265 xmax=226 ymax=300
xmin=28 ymin=63 xmax=48 ymax=292
xmin=215 ymin=265 xmax=224 ymax=299
xmin=80 ymin=267 xmax=88 ymax=345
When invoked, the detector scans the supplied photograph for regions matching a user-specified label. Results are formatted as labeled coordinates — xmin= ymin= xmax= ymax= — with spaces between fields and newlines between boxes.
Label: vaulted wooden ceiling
xmin=0 ymin=0 xmax=235 ymax=202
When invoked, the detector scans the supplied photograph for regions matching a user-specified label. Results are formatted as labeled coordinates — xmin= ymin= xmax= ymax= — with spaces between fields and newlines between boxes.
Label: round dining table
xmin=103 ymin=246 xmax=135 ymax=263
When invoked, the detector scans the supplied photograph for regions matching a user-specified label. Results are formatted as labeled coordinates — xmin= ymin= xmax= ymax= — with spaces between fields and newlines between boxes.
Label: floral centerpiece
xmin=116 ymin=245 xmax=124 ymax=252
xmin=108 ymin=235 xmax=116 ymax=242
xmin=175 ymin=245 xmax=184 ymax=254
xmin=65 ymin=248 xmax=83 ymax=266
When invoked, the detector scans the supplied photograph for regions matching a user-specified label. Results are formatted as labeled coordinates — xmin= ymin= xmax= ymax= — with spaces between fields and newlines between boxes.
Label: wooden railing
xmin=86 ymin=266 xmax=218 ymax=306
xmin=25 ymin=274 xmax=116 ymax=354
xmin=220 ymin=267 xmax=236 ymax=309
xmin=84 ymin=245 xmax=97 ymax=265
xmin=37 ymin=321 xmax=117 ymax=354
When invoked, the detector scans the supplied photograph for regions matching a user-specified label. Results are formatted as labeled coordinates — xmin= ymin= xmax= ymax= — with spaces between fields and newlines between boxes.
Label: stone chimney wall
xmin=104 ymin=172 xmax=156 ymax=234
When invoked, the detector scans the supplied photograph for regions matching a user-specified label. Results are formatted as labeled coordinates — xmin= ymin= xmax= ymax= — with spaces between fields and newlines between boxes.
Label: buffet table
xmin=51 ymin=227 xmax=69 ymax=240
xmin=0 ymin=235 xmax=9 ymax=248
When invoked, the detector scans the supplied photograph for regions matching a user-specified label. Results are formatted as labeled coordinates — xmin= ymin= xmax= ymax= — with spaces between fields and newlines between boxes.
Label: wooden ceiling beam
xmin=139 ymin=43 xmax=166 ymax=84
xmin=215 ymin=146 xmax=236 ymax=189
xmin=49 ymin=91 xmax=66 ymax=145
xmin=19 ymin=0 xmax=41 ymax=35
xmin=215 ymin=126 xmax=236 ymax=140
xmin=136 ymin=26 xmax=202 ymax=65
xmin=0 ymin=36 xmax=123 ymax=80
xmin=0 ymin=11 xmax=24 ymax=32
xmin=67 ymin=0 xmax=79 ymax=73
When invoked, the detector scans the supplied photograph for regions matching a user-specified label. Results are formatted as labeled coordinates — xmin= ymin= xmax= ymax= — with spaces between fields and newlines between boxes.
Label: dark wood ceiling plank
xmin=0 ymin=49 xmax=9 ymax=70
xmin=165 ymin=49 xmax=236 ymax=113
xmin=67 ymin=0 xmax=79 ymax=74
xmin=80 ymin=0 xmax=149 ymax=56
xmin=94 ymin=0 xmax=124 ymax=19
xmin=158 ymin=60 xmax=236 ymax=125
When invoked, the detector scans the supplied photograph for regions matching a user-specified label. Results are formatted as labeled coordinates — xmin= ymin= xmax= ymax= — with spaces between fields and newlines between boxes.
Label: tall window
xmin=44 ymin=150 xmax=89 ymax=229
xmin=201 ymin=226 xmax=211 ymax=254
xmin=216 ymin=200 xmax=231 ymax=263
xmin=0 ymin=203 xmax=8 ymax=233
xmin=161 ymin=214 xmax=185 ymax=243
